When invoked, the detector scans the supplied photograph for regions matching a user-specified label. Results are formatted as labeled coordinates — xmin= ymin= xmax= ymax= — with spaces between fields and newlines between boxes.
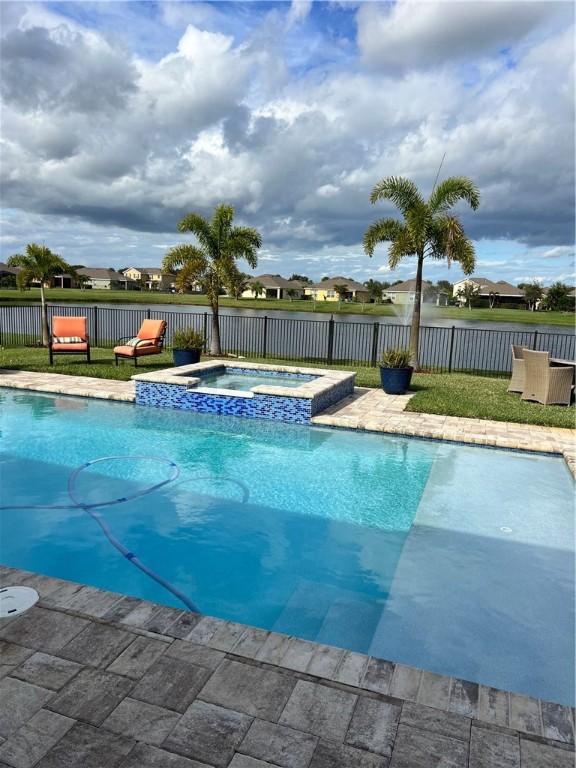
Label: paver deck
xmin=0 ymin=370 xmax=574 ymax=766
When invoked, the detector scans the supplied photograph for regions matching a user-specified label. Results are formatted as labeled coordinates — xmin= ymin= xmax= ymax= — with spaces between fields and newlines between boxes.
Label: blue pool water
xmin=1 ymin=389 xmax=573 ymax=705
xmin=197 ymin=368 xmax=316 ymax=391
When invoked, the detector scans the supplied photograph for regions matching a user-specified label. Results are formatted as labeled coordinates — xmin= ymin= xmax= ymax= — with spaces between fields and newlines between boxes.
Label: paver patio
xmin=0 ymin=370 xmax=574 ymax=766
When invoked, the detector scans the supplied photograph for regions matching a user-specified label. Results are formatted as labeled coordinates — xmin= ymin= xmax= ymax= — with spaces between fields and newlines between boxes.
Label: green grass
xmin=1 ymin=346 xmax=574 ymax=429
xmin=0 ymin=287 xmax=573 ymax=326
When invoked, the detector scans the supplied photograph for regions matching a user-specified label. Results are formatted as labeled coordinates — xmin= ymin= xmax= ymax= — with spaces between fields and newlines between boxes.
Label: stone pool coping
xmin=0 ymin=566 xmax=574 ymax=768
xmin=132 ymin=360 xmax=355 ymax=400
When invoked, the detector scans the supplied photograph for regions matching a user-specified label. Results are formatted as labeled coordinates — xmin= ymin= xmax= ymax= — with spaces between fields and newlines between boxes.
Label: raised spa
xmin=133 ymin=361 xmax=355 ymax=424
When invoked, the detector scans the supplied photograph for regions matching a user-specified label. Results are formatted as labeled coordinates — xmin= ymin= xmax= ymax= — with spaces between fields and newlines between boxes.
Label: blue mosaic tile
xmin=135 ymin=376 xmax=352 ymax=425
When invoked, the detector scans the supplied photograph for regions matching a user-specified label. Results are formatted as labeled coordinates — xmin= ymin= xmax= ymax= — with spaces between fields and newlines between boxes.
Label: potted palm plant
xmin=172 ymin=327 xmax=205 ymax=366
xmin=379 ymin=347 xmax=414 ymax=394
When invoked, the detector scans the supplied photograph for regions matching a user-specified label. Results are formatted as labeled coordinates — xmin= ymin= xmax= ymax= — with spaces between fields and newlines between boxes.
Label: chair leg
xmin=49 ymin=348 xmax=53 ymax=366
xmin=115 ymin=355 xmax=119 ymax=366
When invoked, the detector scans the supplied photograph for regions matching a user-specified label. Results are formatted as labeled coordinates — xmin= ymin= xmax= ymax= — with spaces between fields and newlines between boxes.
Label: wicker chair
xmin=507 ymin=345 xmax=525 ymax=393
xmin=521 ymin=349 xmax=574 ymax=406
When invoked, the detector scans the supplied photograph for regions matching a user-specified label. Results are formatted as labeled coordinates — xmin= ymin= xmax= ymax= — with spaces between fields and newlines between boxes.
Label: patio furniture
xmin=113 ymin=319 xmax=167 ymax=366
xmin=521 ymin=349 xmax=574 ymax=406
xmin=49 ymin=316 xmax=90 ymax=365
xmin=507 ymin=345 xmax=525 ymax=393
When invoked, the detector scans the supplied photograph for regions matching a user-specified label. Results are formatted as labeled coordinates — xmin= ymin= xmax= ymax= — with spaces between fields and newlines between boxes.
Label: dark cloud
xmin=1 ymin=26 xmax=138 ymax=113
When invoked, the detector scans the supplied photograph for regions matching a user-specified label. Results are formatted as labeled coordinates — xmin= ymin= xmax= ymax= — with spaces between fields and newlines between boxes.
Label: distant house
xmin=305 ymin=277 xmax=370 ymax=303
xmin=242 ymin=274 xmax=306 ymax=299
xmin=452 ymin=278 xmax=524 ymax=306
xmin=50 ymin=268 xmax=136 ymax=290
xmin=382 ymin=279 xmax=448 ymax=306
xmin=78 ymin=268 xmax=136 ymax=290
xmin=0 ymin=262 xmax=20 ymax=287
xmin=123 ymin=267 xmax=175 ymax=291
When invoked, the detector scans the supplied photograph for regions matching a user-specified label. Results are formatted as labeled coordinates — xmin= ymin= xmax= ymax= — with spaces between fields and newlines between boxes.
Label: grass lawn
xmin=1 ymin=346 xmax=574 ymax=429
xmin=0 ymin=287 xmax=573 ymax=326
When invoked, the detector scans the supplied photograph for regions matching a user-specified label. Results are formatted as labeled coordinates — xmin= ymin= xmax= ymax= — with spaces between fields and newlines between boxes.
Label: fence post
xmin=532 ymin=330 xmax=538 ymax=350
xmin=326 ymin=316 xmax=334 ymax=364
xmin=370 ymin=322 xmax=380 ymax=366
xmin=203 ymin=312 xmax=208 ymax=350
xmin=448 ymin=325 xmax=455 ymax=373
xmin=262 ymin=315 xmax=268 ymax=358
xmin=147 ymin=308 xmax=151 ymax=320
xmin=93 ymin=306 xmax=98 ymax=347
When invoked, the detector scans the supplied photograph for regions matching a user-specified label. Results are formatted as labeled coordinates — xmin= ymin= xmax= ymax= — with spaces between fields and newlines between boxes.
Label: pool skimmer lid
xmin=0 ymin=586 xmax=39 ymax=617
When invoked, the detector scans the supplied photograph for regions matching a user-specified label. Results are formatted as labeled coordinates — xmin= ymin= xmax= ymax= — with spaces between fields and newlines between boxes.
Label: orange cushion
xmin=114 ymin=344 xmax=161 ymax=357
xmin=52 ymin=343 xmax=89 ymax=352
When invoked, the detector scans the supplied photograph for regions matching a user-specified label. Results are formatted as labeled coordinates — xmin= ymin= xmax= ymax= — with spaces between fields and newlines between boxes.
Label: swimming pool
xmin=0 ymin=389 xmax=573 ymax=705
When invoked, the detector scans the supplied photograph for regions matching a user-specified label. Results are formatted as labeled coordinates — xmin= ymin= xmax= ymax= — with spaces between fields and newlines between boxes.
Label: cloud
xmin=356 ymin=0 xmax=565 ymax=73
xmin=0 ymin=1 xmax=573 ymax=288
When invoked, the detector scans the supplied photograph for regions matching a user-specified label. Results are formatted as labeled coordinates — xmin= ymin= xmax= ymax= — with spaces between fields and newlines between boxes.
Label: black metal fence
xmin=0 ymin=304 xmax=574 ymax=376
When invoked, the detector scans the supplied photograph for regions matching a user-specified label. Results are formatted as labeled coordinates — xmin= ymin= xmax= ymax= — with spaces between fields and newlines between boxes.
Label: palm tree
xmin=163 ymin=204 xmax=262 ymax=355
xmin=224 ymin=268 xmax=249 ymax=300
xmin=363 ymin=176 xmax=480 ymax=369
xmin=250 ymin=280 xmax=265 ymax=300
xmin=7 ymin=243 xmax=74 ymax=346
xmin=286 ymin=288 xmax=298 ymax=302
xmin=333 ymin=283 xmax=348 ymax=309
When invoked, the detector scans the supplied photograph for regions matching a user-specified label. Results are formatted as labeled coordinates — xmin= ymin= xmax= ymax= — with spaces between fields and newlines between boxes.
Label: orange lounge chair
xmin=49 ymin=316 xmax=90 ymax=365
xmin=114 ymin=319 xmax=167 ymax=366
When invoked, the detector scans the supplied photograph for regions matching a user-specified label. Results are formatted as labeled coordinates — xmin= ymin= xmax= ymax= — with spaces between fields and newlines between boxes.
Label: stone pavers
xmin=0 ymin=372 xmax=574 ymax=764
xmin=0 ymin=568 xmax=573 ymax=768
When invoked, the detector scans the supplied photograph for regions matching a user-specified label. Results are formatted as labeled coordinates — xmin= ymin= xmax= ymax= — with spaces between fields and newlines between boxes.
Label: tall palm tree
xmin=363 ymin=176 xmax=480 ymax=369
xmin=7 ymin=243 xmax=74 ymax=346
xmin=163 ymin=204 xmax=262 ymax=355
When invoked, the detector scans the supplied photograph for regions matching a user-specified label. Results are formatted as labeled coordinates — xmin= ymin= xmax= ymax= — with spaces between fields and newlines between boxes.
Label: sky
xmin=0 ymin=0 xmax=574 ymax=288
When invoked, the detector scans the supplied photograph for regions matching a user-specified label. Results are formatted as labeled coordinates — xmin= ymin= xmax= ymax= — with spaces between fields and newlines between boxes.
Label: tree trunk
xmin=408 ymin=255 xmax=424 ymax=370
xmin=208 ymin=274 xmax=222 ymax=355
xmin=40 ymin=284 xmax=50 ymax=347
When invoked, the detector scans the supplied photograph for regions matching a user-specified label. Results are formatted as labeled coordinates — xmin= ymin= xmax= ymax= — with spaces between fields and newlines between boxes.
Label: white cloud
xmin=0 ymin=0 xmax=573 ymax=288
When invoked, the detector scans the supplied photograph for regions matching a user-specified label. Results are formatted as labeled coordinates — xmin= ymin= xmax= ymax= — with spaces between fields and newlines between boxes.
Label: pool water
xmin=197 ymin=369 xmax=316 ymax=391
xmin=0 ymin=390 xmax=573 ymax=705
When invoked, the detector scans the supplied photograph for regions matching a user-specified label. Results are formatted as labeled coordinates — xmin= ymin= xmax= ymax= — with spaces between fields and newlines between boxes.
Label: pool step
xmin=316 ymin=597 xmax=382 ymax=653
xmin=273 ymin=579 xmax=382 ymax=654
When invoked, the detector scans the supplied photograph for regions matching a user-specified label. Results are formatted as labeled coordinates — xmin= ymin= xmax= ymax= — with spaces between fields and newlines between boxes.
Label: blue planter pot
xmin=379 ymin=366 xmax=414 ymax=395
xmin=173 ymin=349 xmax=201 ymax=366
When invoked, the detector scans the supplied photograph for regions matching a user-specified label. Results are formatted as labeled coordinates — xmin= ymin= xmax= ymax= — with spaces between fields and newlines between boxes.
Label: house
xmin=382 ymin=279 xmax=448 ymax=306
xmin=0 ymin=262 xmax=21 ymax=287
xmin=122 ymin=267 xmax=175 ymax=291
xmin=50 ymin=268 xmax=136 ymax=290
xmin=77 ymin=268 xmax=137 ymax=290
xmin=305 ymin=277 xmax=370 ymax=303
xmin=242 ymin=274 xmax=306 ymax=299
xmin=383 ymin=279 xmax=425 ymax=304
xmin=452 ymin=278 xmax=524 ymax=306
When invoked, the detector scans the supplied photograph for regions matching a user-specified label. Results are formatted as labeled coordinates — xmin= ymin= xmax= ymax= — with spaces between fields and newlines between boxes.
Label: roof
xmin=309 ymin=276 xmax=368 ymax=291
xmin=384 ymin=279 xmax=433 ymax=293
xmin=123 ymin=267 xmax=170 ymax=276
xmin=455 ymin=277 xmax=524 ymax=297
xmin=248 ymin=274 xmax=296 ymax=289
xmin=0 ymin=262 xmax=21 ymax=275
xmin=78 ymin=268 xmax=134 ymax=281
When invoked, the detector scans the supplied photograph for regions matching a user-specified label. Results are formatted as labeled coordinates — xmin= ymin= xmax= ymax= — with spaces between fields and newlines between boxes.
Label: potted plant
xmin=172 ymin=327 xmax=205 ymax=366
xmin=379 ymin=347 xmax=414 ymax=394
